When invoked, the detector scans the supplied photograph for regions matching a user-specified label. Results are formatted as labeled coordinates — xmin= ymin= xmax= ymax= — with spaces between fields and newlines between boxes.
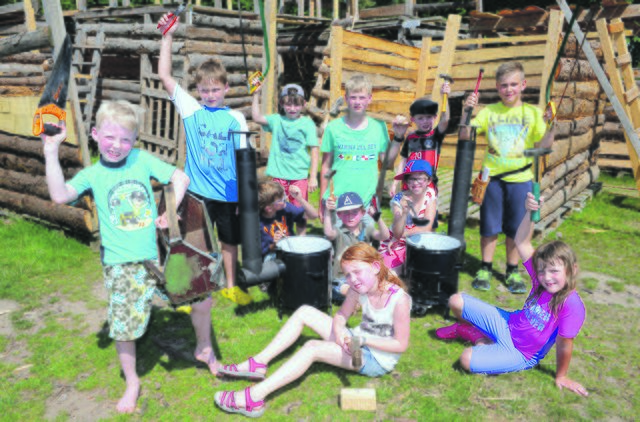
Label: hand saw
xmin=33 ymin=34 xmax=72 ymax=137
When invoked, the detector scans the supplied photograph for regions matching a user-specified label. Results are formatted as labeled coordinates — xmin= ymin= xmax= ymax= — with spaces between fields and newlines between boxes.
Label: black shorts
xmin=190 ymin=191 xmax=241 ymax=246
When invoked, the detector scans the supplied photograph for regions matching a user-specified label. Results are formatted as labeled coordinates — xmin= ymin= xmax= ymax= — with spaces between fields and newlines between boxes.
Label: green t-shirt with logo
xmin=321 ymin=116 xmax=389 ymax=206
xmin=473 ymin=102 xmax=546 ymax=183
xmin=68 ymin=149 xmax=175 ymax=265
xmin=263 ymin=114 xmax=318 ymax=180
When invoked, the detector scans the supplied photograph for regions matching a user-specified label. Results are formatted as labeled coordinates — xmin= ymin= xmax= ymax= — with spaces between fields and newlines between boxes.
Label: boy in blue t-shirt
xmin=158 ymin=12 xmax=252 ymax=305
xmin=42 ymin=101 xmax=218 ymax=414
xmin=258 ymin=181 xmax=319 ymax=259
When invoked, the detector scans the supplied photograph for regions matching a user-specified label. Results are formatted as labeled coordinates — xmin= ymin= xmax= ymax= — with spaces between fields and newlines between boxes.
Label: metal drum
xmin=276 ymin=236 xmax=332 ymax=313
xmin=405 ymin=233 xmax=462 ymax=315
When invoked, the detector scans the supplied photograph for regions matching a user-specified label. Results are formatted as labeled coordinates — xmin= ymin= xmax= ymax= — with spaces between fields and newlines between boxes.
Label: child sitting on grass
xmin=259 ymin=180 xmax=319 ymax=260
xmin=324 ymin=191 xmax=390 ymax=303
xmin=214 ymin=243 xmax=412 ymax=417
xmin=435 ymin=193 xmax=588 ymax=396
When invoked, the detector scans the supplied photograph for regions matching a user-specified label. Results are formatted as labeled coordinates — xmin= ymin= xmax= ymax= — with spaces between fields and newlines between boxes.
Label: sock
xmin=506 ymin=264 xmax=518 ymax=275
xmin=480 ymin=261 xmax=492 ymax=272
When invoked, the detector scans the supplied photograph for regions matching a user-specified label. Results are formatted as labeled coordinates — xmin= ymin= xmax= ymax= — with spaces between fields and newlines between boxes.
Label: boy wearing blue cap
xmin=324 ymin=191 xmax=390 ymax=302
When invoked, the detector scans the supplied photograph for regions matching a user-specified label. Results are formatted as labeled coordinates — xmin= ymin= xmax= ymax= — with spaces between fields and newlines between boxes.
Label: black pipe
xmin=448 ymin=127 xmax=477 ymax=246
xmin=236 ymin=147 xmax=286 ymax=286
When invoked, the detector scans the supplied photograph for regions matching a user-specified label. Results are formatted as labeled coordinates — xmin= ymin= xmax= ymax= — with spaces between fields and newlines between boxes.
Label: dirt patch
xmin=44 ymin=382 xmax=113 ymax=421
xmin=0 ymin=299 xmax=19 ymax=337
xmin=578 ymin=271 xmax=640 ymax=308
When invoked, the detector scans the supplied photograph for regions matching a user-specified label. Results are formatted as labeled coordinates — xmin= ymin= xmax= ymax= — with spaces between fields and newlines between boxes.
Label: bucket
xmin=405 ymin=233 xmax=462 ymax=312
xmin=276 ymin=236 xmax=332 ymax=312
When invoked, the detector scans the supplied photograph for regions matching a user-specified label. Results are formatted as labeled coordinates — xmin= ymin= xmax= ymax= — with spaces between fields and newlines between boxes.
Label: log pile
xmin=0 ymin=130 xmax=97 ymax=237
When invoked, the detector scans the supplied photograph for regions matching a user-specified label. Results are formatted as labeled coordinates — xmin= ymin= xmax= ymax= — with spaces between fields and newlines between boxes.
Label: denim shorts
xmin=480 ymin=179 xmax=532 ymax=238
xmin=358 ymin=346 xmax=390 ymax=378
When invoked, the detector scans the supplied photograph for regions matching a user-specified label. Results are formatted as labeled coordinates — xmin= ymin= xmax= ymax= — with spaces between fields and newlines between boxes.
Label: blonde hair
xmin=258 ymin=180 xmax=285 ymax=212
xmin=495 ymin=61 xmax=525 ymax=83
xmin=95 ymin=100 xmax=143 ymax=136
xmin=195 ymin=59 xmax=228 ymax=86
xmin=345 ymin=74 xmax=372 ymax=96
xmin=340 ymin=242 xmax=406 ymax=292
xmin=531 ymin=241 xmax=579 ymax=317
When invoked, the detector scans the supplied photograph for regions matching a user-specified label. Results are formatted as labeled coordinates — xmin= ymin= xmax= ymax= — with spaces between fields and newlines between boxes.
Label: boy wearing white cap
xmin=252 ymin=83 xmax=319 ymax=234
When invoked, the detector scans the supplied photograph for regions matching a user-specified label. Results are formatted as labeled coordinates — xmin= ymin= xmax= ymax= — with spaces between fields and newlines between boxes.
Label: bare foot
xmin=195 ymin=347 xmax=220 ymax=375
xmin=116 ymin=381 xmax=140 ymax=414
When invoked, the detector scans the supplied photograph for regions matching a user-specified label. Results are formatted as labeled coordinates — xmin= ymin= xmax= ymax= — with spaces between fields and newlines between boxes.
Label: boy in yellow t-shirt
xmin=461 ymin=61 xmax=555 ymax=293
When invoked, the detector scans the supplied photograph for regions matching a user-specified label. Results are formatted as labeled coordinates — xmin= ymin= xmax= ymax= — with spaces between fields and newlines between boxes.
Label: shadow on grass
xmin=95 ymin=305 xmax=227 ymax=377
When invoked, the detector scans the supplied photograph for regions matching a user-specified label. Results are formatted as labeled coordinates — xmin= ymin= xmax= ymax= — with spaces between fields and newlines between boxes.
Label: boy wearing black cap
xmin=389 ymin=83 xmax=451 ymax=197
xmin=252 ymin=83 xmax=319 ymax=234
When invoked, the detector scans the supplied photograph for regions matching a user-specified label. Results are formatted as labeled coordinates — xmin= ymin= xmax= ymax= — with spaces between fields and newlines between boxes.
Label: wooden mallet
xmin=524 ymin=147 xmax=552 ymax=222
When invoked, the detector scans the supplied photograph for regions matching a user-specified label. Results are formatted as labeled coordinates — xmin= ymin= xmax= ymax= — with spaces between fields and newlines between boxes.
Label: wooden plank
xmin=624 ymin=85 xmax=640 ymax=104
xmin=425 ymin=58 xmax=544 ymax=81
xmin=431 ymin=14 xmax=461 ymax=108
xmin=342 ymin=30 xmax=420 ymax=60
xmin=539 ymin=9 xmax=564 ymax=109
xmin=330 ymin=26 xmax=343 ymax=111
xmin=596 ymin=16 xmax=640 ymax=190
xmin=330 ymin=58 xmax=417 ymax=82
xmin=416 ymin=37 xmax=432 ymax=98
xmin=342 ymin=45 xmax=419 ymax=71
xmin=452 ymin=43 xmax=546 ymax=65
xmin=599 ymin=140 xmax=631 ymax=156
xmin=597 ymin=158 xmax=633 ymax=169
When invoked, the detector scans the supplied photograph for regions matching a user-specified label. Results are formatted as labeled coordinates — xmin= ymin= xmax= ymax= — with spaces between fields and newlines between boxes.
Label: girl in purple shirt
xmin=436 ymin=192 xmax=588 ymax=396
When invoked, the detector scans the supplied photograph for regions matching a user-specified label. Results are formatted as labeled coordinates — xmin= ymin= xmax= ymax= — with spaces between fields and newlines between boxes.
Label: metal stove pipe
xmin=447 ymin=127 xmax=477 ymax=247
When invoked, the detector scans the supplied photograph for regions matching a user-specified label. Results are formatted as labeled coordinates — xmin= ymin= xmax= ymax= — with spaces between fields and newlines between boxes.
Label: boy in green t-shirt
xmin=461 ymin=61 xmax=555 ymax=293
xmin=42 ymin=101 xmax=219 ymax=414
xmin=319 ymin=75 xmax=390 ymax=218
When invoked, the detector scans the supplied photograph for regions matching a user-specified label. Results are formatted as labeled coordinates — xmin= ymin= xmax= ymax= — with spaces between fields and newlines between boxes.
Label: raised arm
xmin=535 ymin=106 xmax=557 ymax=150
xmin=437 ymin=81 xmax=451 ymax=133
xmin=251 ymin=86 xmax=268 ymax=125
xmin=323 ymin=196 xmax=338 ymax=240
xmin=369 ymin=206 xmax=390 ymax=241
xmin=290 ymin=185 xmax=318 ymax=219
xmin=514 ymin=192 xmax=538 ymax=262
xmin=158 ymin=13 xmax=179 ymax=95
xmin=43 ymin=124 xmax=79 ymax=204
xmin=555 ymin=336 xmax=588 ymax=397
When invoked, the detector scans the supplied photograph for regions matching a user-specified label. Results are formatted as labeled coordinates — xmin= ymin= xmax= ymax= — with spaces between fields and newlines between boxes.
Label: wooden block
xmin=615 ymin=52 xmax=631 ymax=67
xmin=624 ymin=84 xmax=639 ymax=104
xmin=340 ymin=388 xmax=376 ymax=411
xmin=607 ymin=21 xmax=625 ymax=34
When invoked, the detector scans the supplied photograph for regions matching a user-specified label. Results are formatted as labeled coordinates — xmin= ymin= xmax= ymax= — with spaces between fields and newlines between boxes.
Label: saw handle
xmin=33 ymin=104 xmax=66 ymax=136
xmin=531 ymin=182 xmax=541 ymax=223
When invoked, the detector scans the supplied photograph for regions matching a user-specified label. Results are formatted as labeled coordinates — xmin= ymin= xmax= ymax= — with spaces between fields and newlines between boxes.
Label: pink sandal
xmin=218 ymin=356 xmax=267 ymax=380
xmin=214 ymin=387 xmax=265 ymax=418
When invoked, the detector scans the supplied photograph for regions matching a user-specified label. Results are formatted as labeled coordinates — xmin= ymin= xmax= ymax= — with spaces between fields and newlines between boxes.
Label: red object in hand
xmin=157 ymin=4 xmax=186 ymax=35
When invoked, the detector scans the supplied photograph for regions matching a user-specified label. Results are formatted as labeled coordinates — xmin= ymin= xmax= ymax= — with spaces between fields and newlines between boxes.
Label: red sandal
xmin=214 ymin=386 xmax=265 ymax=418
xmin=218 ymin=356 xmax=267 ymax=380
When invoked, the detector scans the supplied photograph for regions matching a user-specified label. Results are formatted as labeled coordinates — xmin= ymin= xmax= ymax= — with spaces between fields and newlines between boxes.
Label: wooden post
xmin=538 ymin=10 xmax=563 ymax=110
xmin=333 ymin=0 xmax=339 ymax=19
xmin=297 ymin=0 xmax=304 ymax=17
xmin=259 ymin=0 xmax=278 ymax=156
xmin=416 ymin=36 xmax=432 ymax=98
xmin=405 ymin=0 xmax=414 ymax=17
xmin=329 ymin=26 xmax=344 ymax=107
xmin=41 ymin=0 xmax=91 ymax=167
xmin=597 ymin=17 xmax=640 ymax=190
xmin=431 ymin=15 xmax=461 ymax=105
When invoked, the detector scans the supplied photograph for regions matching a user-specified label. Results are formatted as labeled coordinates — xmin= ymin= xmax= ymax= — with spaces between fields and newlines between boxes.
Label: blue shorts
xmin=358 ymin=346 xmax=389 ymax=378
xmin=461 ymin=293 xmax=538 ymax=374
xmin=480 ymin=179 xmax=532 ymax=238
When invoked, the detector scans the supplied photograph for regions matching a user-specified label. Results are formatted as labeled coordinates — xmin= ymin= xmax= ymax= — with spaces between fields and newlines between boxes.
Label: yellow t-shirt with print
xmin=472 ymin=102 xmax=547 ymax=183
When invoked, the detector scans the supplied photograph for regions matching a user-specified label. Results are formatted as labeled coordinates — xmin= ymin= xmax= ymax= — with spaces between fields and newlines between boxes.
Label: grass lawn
xmin=0 ymin=172 xmax=639 ymax=420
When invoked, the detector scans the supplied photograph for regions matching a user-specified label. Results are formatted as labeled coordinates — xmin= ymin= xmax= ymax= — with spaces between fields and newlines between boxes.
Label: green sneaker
xmin=472 ymin=269 xmax=491 ymax=291
xmin=506 ymin=271 xmax=527 ymax=294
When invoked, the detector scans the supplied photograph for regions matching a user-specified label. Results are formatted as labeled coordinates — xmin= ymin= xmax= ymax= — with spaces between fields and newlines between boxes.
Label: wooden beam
xmin=330 ymin=26 xmax=344 ymax=108
xmin=0 ymin=27 xmax=51 ymax=58
xmin=416 ymin=37 xmax=432 ymax=98
xmin=595 ymin=16 xmax=640 ymax=190
xmin=538 ymin=9 xmax=563 ymax=109
xmin=431 ymin=14 xmax=461 ymax=106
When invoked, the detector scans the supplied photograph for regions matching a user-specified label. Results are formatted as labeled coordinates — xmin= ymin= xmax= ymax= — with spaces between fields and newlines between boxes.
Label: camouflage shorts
xmin=103 ymin=261 xmax=168 ymax=341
